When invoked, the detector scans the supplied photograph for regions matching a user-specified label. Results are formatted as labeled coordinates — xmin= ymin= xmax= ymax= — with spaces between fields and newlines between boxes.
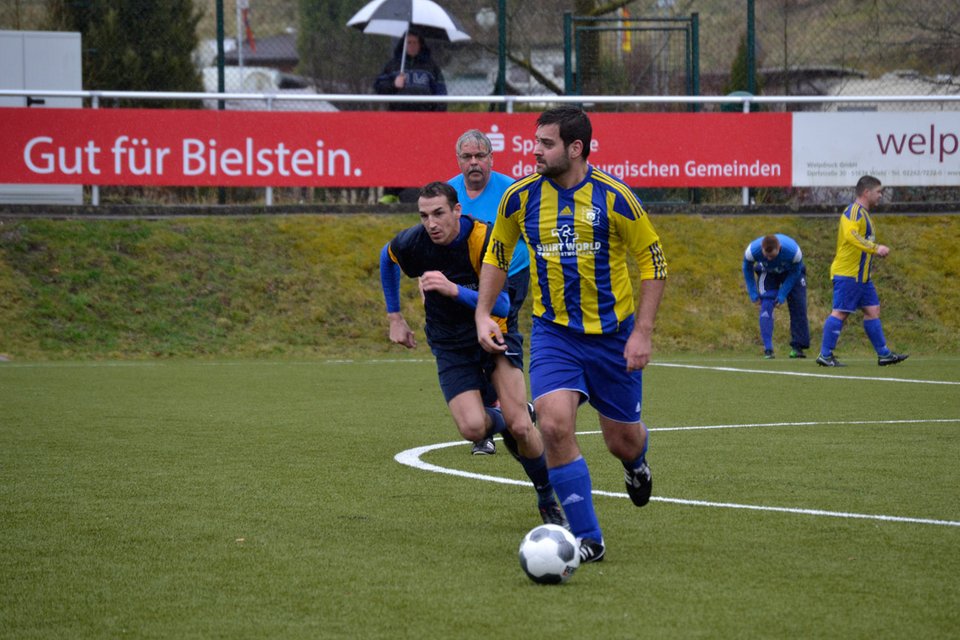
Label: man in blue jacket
xmin=742 ymin=233 xmax=810 ymax=358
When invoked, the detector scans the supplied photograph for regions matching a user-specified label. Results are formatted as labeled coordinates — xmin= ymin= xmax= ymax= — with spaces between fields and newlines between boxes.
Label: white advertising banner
xmin=792 ymin=112 xmax=960 ymax=187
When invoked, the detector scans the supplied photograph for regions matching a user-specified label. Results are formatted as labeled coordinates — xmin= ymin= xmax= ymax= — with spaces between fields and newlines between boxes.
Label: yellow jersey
xmin=831 ymin=202 xmax=879 ymax=282
xmin=484 ymin=166 xmax=666 ymax=334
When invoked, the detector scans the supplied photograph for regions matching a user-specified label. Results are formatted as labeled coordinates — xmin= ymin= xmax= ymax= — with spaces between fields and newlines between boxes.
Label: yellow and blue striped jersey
xmin=831 ymin=202 xmax=879 ymax=282
xmin=484 ymin=166 xmax=667 ymax=335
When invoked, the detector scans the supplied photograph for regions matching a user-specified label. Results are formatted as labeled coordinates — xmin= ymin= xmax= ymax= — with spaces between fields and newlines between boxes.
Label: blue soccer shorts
xmin=832 ymin=276 xmax=880 ymax=312
xmin=431 ymin=333 xmax=523 ymax=405
xmin=529 ymin=316 xmax=643 ymax=424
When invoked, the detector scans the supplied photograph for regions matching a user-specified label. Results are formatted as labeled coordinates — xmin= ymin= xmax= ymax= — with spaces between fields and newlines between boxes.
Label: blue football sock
xmin=863 ymin=318 xmax=890 ymax=356
xmin=483 ymin=407 xmax=507 ymax=438
xmin=820 ymin=315 xmax=844 ymax=356
xmin=548 ymin=457 xmax=602 ymax=542
xmin=759 ymin=299 xmax=775 ymax=351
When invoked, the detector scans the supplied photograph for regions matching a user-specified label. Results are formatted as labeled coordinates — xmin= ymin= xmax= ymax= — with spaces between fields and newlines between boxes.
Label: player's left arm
xmin=627 ymin=278 xmax=666 ymax=372
xmin=617 ymin=201 xmax=668 ymax=371
xmin=842 ymin=214 xmax=887 ymax=255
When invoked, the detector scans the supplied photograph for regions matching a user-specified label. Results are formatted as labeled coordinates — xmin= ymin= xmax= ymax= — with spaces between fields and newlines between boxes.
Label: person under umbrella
xmin=374 ymin=29 xmax=447 ymax=113
xmin=373 ymin=30 xmax=447 ymax=203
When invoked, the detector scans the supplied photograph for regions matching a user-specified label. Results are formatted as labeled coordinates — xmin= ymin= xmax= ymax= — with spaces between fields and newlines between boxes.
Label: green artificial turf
xmin=1 ymin=356 xmax=957 ymax=638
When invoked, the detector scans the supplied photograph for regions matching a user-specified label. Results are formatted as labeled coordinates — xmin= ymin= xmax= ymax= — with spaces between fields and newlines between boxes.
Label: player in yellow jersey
xmin=816 ymin=175 xmax=908 ymax=367
xmin=475 ymin=106 xmax=667 ymax=564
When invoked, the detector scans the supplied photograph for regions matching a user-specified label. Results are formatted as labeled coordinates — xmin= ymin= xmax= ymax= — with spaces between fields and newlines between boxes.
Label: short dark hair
xmin=761 ymin=235 xmax=780 ymax=253
xmin=418 ymin=181 xmax=459 ymax=208
xmin=856 ymin=175 xmax=882 ymax=196
xmin=537 ymin=106 xmax=593 ymax=160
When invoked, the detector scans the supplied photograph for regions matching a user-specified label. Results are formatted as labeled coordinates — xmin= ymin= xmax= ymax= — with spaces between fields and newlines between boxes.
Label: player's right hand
xmin=388 ymin=314 xmax=417 ymax=349
xmin=476 ymin=316 xmax=507 ymax=354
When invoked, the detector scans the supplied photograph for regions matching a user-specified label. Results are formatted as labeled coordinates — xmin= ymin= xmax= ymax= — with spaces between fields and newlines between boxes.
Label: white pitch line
xmin=648 ymin=418 xmax=960 ymax=432
xmin=652 ymin=362 xmax=960 ymax=385
xmin=645 ymin=496 xmax=960 ymax=527
xmin=394 ymin=419 xmax=960 ymax=528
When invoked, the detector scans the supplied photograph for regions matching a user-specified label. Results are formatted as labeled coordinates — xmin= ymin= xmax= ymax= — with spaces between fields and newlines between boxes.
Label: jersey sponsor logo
xmin=536 ymin=224 xmax=601 ymax=259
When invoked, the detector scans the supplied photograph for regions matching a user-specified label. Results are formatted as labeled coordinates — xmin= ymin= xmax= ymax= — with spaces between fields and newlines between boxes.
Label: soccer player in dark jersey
xmin=448 ymin=129 xmax=524 ymax=456
xmin=475 ymin=107 xmax=668 ymax=564
xmin=379 ymin=181 xmax=565 ymax=527
xmin=816 ymin=175 xmax=908 ymax=367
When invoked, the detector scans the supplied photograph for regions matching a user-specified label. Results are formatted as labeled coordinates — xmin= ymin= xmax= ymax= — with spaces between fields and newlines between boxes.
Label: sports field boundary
xmin=395 ymin=419 xmax=960 ymax=529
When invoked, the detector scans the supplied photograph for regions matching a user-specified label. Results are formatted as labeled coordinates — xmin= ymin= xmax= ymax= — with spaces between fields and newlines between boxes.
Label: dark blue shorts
xmin=529 ymin=317 xmax=643 ymax=424
xmin=431 ymin=333 xmax=524 ymax=404
xmin=832 ymin=277 xmax=880 ymax=312
xmin=506 ymin=268 xmax=530 ymax=335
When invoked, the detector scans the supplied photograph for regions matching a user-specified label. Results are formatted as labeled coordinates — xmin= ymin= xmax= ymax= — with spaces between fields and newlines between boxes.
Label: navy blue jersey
xmin=388 ymin=216 xmax=505 ymax=349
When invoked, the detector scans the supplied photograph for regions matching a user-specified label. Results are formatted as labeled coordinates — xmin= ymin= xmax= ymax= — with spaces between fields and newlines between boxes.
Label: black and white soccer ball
xmin=518 ymin=524 xmax=580 ymax=584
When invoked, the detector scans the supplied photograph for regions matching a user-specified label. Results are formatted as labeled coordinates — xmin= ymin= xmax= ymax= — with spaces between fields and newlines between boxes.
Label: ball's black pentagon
xmin=528 ymin=527 xmax=550 ymax=543
xmin=555 ymin=539 xmax=576 ymax=563
xmin=545 ymin=528 xmax=569 ymax=544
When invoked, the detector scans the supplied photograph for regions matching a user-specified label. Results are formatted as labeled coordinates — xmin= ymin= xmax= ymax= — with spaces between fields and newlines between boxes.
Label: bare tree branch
xmin=505 ymin=50 xmax=565 ymax=94
xmin=473 ymin=39 xmax=565 ymax=96
xmin=585 ymin=0 xmax=636 ymax=18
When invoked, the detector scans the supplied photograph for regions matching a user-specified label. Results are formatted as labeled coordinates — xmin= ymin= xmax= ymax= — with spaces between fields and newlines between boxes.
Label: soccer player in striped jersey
xmin=380 ymin=181 xmax=566 ymax=527
xmin=816 ymin=175 xmax=908 ymax=367
xmin=475 ymin=106 xmax=668 ymax=564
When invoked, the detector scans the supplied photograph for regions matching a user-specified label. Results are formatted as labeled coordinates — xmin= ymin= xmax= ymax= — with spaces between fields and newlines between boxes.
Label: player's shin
xmin=548 ymin=457 xmax=602 ymax=542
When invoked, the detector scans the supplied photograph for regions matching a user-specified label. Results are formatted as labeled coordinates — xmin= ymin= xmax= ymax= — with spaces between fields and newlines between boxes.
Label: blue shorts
xmin=832 ymin=277 xmax=880 ymax=312
xmin=432 ymin=333 xmax=523 ymax=404
xmin=529 ymin=316 xmax=643 ymax=424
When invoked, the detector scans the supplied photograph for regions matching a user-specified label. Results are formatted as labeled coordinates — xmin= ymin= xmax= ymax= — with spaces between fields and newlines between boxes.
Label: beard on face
xmin=536 ymin=154 xmax=569 ymax=178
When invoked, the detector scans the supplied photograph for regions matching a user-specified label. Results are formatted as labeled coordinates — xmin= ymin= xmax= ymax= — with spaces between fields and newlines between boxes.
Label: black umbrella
xmin=347 ymin=0 xmax=471 ymax=73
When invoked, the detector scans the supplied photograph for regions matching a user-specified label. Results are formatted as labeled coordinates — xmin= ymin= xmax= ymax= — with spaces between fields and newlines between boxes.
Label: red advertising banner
xmin=0 ymin=107 xmax=792 ymax=188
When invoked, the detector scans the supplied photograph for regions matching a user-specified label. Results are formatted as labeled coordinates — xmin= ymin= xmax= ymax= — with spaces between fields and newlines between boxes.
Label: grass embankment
xmin=0 ymin=214 xmax=957 ymax=360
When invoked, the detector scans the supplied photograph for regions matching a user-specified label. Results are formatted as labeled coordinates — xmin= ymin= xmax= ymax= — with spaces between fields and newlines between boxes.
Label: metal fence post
xmin=216 ymin=0 xmax=226 ymax=205
xmin=563 ymin=12 xmax=572 ymax=95
xmin=496 ymin=0 xmax=506 ymax=103
xmin=92 ymin=93 xmax=99 ymax=206
xmin=691 ymin=12 xmax=700 ymax=112
xmin=746 ymin=0 xmax=756 ymax=95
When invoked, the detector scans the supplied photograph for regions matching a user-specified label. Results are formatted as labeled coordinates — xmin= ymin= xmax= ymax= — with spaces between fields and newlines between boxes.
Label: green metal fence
xmin=2 ymin=1 xmax=957 ymax=104
xmin=564 ymin=12 xmax=699 ymax=112
xmin=2 ymin=0 xmax=958 ymax=205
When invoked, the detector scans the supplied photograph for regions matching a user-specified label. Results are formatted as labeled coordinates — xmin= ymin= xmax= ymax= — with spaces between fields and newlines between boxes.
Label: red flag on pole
xmin=241 ymin=1 xmax=256 ymax=52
